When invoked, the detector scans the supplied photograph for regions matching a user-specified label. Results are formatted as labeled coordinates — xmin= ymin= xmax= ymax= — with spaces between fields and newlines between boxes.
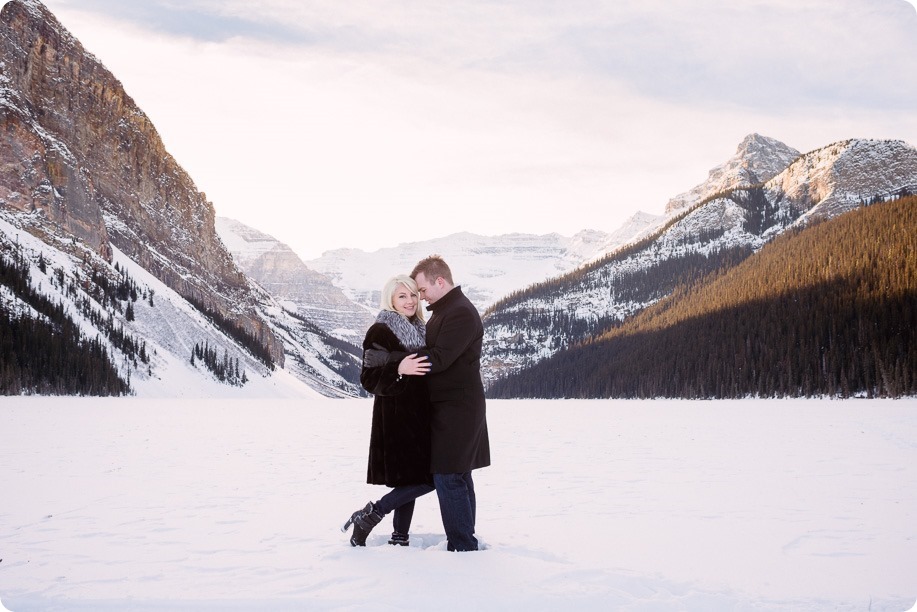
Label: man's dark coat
xmin=419 ymin=286 xmax=491 ymax=474
xmin=360 ymin=323 xmax=432 ymax=487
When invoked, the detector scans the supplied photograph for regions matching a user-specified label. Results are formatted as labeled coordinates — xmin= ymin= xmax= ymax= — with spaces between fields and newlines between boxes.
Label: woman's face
xmin=391 ymin=283 xmax=419 ymax=317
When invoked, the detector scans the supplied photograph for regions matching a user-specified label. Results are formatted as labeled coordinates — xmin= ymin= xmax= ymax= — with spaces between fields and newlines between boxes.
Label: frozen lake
xmin=1 ymin=397 xmax=915 ymax=611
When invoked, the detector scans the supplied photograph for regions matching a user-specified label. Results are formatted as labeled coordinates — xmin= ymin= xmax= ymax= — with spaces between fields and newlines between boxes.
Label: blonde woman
xmin=342 ymin=275 xmax=433 ymax=546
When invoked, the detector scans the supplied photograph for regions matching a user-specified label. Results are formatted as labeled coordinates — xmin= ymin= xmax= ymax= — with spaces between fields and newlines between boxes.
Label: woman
xmin=342 ymin=274 xmax=434 ymax=546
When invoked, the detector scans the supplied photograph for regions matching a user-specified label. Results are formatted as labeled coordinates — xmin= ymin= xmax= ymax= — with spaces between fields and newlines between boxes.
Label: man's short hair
xmin=411 ymin=255 xmax=454 ymax=285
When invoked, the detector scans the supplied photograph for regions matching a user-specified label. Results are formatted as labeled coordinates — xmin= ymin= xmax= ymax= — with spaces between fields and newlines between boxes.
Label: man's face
xmin=415 ymin=272 xmax=447 ymax=305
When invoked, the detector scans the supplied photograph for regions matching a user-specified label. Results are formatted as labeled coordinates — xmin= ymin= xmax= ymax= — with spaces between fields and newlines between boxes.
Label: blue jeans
xmin=433 ymin=472 xmax=478 ymax=551
xmin=374 ymin=483 xmax=435 ymax=534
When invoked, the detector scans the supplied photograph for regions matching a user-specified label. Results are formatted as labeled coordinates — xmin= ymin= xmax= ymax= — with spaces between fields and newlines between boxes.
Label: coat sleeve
xmin=419 ymin=305 xmax=479 ymax=374
xmin=360 ymin=327 xmax=409 ymax=396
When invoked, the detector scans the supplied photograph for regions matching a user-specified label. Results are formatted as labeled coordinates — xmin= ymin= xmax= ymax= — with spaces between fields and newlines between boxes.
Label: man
xmin=410 ymin=255 xmax=490 ymax=552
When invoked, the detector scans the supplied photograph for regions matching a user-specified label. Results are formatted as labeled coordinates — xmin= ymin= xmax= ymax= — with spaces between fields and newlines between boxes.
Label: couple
xmin=342 ymin=255 xmax=490 ymax=552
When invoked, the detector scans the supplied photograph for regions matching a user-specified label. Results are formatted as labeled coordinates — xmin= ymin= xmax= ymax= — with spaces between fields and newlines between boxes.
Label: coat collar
xmin=375 ymin=309 xmax=426 ymax=350
xmin=426 ymin=285 xmax=463 ymax=313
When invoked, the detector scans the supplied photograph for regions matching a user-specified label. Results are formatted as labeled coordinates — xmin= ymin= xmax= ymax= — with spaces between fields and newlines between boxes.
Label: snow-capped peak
xmin=665 ymin=134 xmax=801 ymax=214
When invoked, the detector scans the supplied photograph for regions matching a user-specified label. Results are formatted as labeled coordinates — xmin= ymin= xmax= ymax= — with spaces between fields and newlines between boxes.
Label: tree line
xmin=46 ymin=259 xmax=151 ymax=372
xmin=1 ymin=230 xmax=275 ymax=393
xmin=185 ymin=295 xmax=275 ymax=370
xmin=1 ymin=247 xmax=129 ymax=395
xmin=484 ymin=246 xmax=756 ymax=371
xmin=191 ymin=341 xmax=248 ymax=386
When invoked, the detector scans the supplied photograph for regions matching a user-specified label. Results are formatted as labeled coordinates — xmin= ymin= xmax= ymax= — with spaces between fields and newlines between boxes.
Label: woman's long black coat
xmin=360 ymin=322 xmax=432 ymax=487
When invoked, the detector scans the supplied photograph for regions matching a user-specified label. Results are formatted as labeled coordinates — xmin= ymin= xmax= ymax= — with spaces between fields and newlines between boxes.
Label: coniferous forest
xmin=1 ymin=248 xmax=130 ymax=396
xmin=487 ymin=196 xmax=917 ymax=399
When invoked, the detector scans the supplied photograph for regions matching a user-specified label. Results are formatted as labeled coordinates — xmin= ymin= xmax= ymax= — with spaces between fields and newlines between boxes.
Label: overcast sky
xmin=38 ymin=0 xmax=917 ymax=260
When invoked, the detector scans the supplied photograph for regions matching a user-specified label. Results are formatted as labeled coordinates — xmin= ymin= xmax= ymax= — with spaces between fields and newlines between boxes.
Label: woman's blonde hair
xmin=380 ymin=274 xmax=425 ymax=323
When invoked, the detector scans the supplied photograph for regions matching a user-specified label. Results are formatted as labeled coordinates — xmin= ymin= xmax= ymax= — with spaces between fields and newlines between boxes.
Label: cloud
xmin=47 ymin=0 xmax=917 ymax=92
xmin=47 ymin=0 xmax=917 ymax=115
xmin=45 ymin=0 xmax=306 ymax=42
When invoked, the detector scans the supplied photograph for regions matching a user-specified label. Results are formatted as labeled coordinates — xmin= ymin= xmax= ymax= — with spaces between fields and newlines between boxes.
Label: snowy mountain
xmin=483 ymin=136 xmax=917 ymax=386
xmin=0 ymin=0 xmax=283 ymax=365
xmin=775 ymin=138 xmax=917 ymax=221
xmin=0 ymin=210 xmax=316 ymax=397
xmin=215 ymin=217 xmax=372 ymax=398
xmin=305 ymin=218 xmax=661 ymax=314
xmin=664 ymin=133 xmax=801 ymax=214
xmin=216 ymin=217 xmax=373 ymax=343
xmin=0 ymin=0 xmax=363 ymax=397
xmin=1 ymin=207 xmax=364 ymax=397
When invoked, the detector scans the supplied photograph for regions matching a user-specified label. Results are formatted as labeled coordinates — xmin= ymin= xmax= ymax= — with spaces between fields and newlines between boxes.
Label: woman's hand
xmin=398 ymin=354 xmax=431 ymax=376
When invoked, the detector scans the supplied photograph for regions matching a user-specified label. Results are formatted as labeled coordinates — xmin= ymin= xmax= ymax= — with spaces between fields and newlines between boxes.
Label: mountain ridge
xmin=665 ymin=133 xmax=801 ymax=214
xmin=481 ymin=135 xmax=917 ymax=385
xmin=305 ymin=218 xmax=661 ymax=315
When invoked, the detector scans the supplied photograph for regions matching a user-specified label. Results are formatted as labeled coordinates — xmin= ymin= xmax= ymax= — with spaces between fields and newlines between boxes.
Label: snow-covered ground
xmin=1 ymin=397 xmax=914 ymax=611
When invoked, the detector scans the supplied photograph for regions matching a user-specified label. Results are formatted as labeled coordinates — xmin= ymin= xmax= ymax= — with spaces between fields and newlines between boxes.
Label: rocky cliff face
xmin=216 ymin=217 xmax=374 ymax=342
xmin=773 ymin=139 xmax=917 ymax=221
xmin=0 ymin=0 xmax=283 ymax=364
xmin=0 ymin=1 xmax=109 ymax=256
